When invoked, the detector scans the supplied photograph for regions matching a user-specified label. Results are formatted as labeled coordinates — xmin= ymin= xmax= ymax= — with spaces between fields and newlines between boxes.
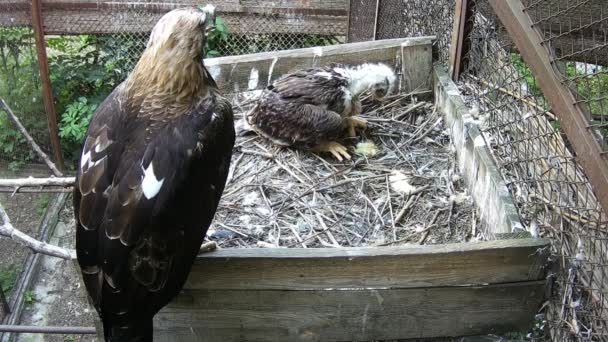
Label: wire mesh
xmin=523 ymin=0 xmax=608 ymax=153
xmin=0 ymin=1 xmax=50 ymax=172
xmin=461 ymin=0 xmax=608 ymax=338
xmin=377 ymin=0 xmax=455 ymax=64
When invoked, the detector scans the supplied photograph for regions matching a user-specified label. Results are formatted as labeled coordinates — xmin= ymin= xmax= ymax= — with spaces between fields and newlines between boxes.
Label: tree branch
xmin=0 ymin=177 xmax=75 ymax=194
xmin=0 ymin=177 xmax=74 ymax=188
xmin=0 ymin=202 xmax=74 ymax=260
xmin=0 ymin=98 xmax=63 ymax=177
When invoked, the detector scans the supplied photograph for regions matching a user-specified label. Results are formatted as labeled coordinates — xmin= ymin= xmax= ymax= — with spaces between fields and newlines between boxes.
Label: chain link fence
xmin=0 ymin=1 xmax=49 ymax=171
xmin=460 ymin=0 xmax=608 ymax=339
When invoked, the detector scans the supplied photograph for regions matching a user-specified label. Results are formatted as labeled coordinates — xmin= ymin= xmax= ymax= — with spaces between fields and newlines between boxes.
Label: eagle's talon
xmin=346 ymin=116 xmax=368 ymax=137
xmin=314 ymin=141 xmax=351 ymax=161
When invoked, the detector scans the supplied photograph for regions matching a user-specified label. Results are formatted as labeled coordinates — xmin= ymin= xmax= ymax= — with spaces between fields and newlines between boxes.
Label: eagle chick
xmin=247 ymin=62 xmax=396 ymax=161
xmin=74 ymin=6 xmax=235 ymax=341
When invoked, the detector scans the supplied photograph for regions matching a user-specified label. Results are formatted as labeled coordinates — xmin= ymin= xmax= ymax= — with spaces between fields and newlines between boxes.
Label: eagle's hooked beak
xmin=198 ymin=4 xmax=216 ymax=37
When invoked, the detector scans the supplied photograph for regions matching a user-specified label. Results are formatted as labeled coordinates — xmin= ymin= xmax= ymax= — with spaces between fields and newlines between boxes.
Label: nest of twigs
xmin=208 ymin=91 xmax=480 ymax=248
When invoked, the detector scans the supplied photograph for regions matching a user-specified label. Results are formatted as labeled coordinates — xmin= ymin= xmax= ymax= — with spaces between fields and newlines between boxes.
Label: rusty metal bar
xmin=448 ymin=0 xmax=476 ymax=80
xmin=0 ymin=325 xmax=96 ymax=334
xmin=31 ymin=0 xmax=65 ymax=171
xmin=489 ymin=0 xmax=608 ymax=213
xmin=0 ymin=286 xmax=9 ymax=316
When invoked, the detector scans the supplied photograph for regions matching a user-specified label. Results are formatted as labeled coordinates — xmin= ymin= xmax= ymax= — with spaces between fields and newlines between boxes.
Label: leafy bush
xmin=0 ymin=27 xmax=46 ymax=168
xmin=59 ymin=97 xmax=97 ymax=160
xmin=205 ymin=16 xmax=230 ymax=58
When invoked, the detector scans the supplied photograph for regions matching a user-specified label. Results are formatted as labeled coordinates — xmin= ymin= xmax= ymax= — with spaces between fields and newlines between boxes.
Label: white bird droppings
xmin=80 ymin=150 xmax=92 ymax=169
xmin=248 ymin=68 xmax=259 ymax=90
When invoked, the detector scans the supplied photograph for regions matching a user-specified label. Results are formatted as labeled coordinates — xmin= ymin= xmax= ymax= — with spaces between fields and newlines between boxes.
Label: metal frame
xmin=489 ymin=0 xmax=608 ymax=213
xmin=31 ymin=0 xmax=64 ymax=171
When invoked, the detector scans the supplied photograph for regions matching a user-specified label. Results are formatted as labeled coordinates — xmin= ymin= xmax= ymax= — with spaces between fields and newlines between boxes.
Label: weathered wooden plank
xmin=204 ymin=37 xmax=433 ymax=94
xmin=434 ymin=66 xmax=523 ymax=237
xmin=155 ymin=281 xmax=545 ymax=341
xmin=185 ymin=239 xmax=549 ymax=290
xmin=401 ymin=37 xmax=433 ymax=93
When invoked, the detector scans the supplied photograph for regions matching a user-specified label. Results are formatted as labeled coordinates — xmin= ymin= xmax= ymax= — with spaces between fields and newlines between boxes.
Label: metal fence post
xmin=30 ymin=0 xmax=65 ymax=171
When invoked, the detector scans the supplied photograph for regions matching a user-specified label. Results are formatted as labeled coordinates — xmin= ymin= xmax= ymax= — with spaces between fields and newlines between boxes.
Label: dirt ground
xmin=0 ymin=164 xmax=55 ymax=323
xmin=14 ymin=197 xmax=96 ymax=342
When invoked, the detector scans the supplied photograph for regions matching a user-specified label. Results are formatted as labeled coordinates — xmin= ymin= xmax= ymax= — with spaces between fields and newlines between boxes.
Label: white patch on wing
xmin=141 ymin=162 xmax=165 ymax=199
xmin=248 ymin=68 xmax=259 ymax=90
xmin=211 ymin=112 xmax=219 ymax=121
xmin=316 ymin=71 xmax=332 ymax=79
xmin=80 ymin=150 xmax=92 ymax=169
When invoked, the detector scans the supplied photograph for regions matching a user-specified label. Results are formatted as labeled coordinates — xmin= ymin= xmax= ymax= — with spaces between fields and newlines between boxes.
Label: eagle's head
xmin=146 ymin=6 xmax=215 ymax=61
xmin=340 ymin=63 xmax=397 ymax=100
xmin=126 ymin=5 xmax=216 ymax=114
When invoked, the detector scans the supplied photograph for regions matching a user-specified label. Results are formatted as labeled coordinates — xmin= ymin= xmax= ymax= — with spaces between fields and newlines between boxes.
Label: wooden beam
xmin=401 ymin=38 xmax=433 ymax=93
xmin=185 ymin=238 xmax=548 ymax=290
xmin=31 ymin=0 xmax=65 ymax=171
xmin=204 ymin=37 xmax=434 ymax=94
xmin=489 ymin=0 xmax=608 ymax=215
xmin=153 ymin=239 xmax=549 ymax=340
xmin=155 ymin=282 xmax=545 ymax=341
xmin=448 ymin=0 xmax=476 ymax=80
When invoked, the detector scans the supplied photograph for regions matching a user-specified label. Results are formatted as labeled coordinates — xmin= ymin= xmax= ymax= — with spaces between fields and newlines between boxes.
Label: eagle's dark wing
xmin=248 ymin=91 xmax=346 ymax=148
xmin=75 ymin=86 xmax=234 ymax=335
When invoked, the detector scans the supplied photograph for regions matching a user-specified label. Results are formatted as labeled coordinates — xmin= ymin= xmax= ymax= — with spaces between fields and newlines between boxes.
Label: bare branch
xmin=0 ymin=177 xmax=75 ymax=188
xmin=0 ymin=98 xmax=63 ymax=177
xmin=0 ymin=202 xmax=74 ymax=260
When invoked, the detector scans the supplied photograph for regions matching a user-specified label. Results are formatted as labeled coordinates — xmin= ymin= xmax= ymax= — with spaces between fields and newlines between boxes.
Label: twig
xmin=239 ymin=148 xmax=274 ymax=159
xmin=418 ymin=209 xmax=443 ymax=245
xmin=407 ymin=116 xmax=441 ymax=145
xmin=315 ymin=212 xmax=340 ymax=247
xmin=393 ymin=101 xmax=428 ymax=121
xmin=394 ymin=193 xmax=421 ymax=225
xmin=386 ymin=176 xmax=396 ymax=241
xmin=0 ymin=98 xmax=63 ymax=176
xmin=0 ymin=202 xmax=74 ymax=260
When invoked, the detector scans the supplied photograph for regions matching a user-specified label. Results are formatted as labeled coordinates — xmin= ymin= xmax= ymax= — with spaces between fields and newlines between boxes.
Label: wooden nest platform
xmin=144 ymin=38 xmax=549 ymax=342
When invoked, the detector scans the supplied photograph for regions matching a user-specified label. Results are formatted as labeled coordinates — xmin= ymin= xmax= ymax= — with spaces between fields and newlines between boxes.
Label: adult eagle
xmin=73 ymin=6 xmax=235 ymax=341
xmin=246 ymin=63 xmax=395 ymax=161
